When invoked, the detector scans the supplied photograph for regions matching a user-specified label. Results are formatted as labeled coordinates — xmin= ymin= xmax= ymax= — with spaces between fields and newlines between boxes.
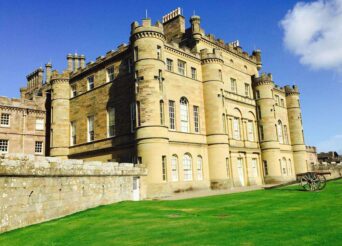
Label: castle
xmin=0 ymin=8 xmax=313 ymax=197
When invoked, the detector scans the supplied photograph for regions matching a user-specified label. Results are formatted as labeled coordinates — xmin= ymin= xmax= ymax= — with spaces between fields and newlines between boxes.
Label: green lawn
xmin=1 ymin=179 xmax=341 ymax=246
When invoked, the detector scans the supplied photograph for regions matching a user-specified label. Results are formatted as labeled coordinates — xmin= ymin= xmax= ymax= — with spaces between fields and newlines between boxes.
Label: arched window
xmin=171 ymin=155 xmax=179 ymax=181
xmin=288 ymin=159 xmax=292 ymax=175
xmin=233 ymin=118 xmax=240 ymax=140
xmin=284 ymin=125 xmax=289 ymax=144
xmin=277 ymin=120 xmax=284 ymax=144
xmin=183 ymin=154 xmax=192 ymax=181
xmin=197 ymin=156 xmax=203 ymax=180
xmin=180 ymin=97 xmax=189 ymax=132
xmin=282 ymin=157 xmax=287 ymax=175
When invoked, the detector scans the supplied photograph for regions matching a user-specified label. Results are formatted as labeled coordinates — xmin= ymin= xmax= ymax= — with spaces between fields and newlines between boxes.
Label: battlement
xmin=253 ymin=72 xmax=274 ymax=86
xmin=200 ymin=48 xmax=223 ymax=63
xmin=0 ymin=95 xmax=45 ymax=112
xmin=130 ymin=18 xmax=164 ymax=36
xmin=306 ymin=146 xmax=317 ymax=152
xmin=285 ymin=85 xmax=299 ymax=95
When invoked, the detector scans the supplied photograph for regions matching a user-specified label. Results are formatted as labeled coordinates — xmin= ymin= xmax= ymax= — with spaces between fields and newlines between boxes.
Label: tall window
xmin=87 ymin=116 xmax=94 ymax=142
xmin=284 ymin=125 xmax=289 ymax=144
xmin=233 ymin=118 xmax=240 ymax=140
xmin=275 ymin=95 xmax=280 ymax=105
xmin=162 ymin=155 xmax=167 ymax=181
xmin=106 ymin=66 xmax=115 ymax=82
xmin=257 ymin=105 xmax=262 ymax=119
xmin=245 ymin=83 xmax=250 ymax=97
xmin=178 ymin=60 xmax=186 ymax=75
xmin=160 ymin=100 xmax=164 ymax=125
xmin=193 ymin=106 xmax=199 ymax=133
xmin=255 ymin=90 xmax=260 ymax=99
xmin=107 ymin=107 xmax=115 ymax=137
xmin=197 ymin=156 xmax=203 ymax=180
xmin=171 ymin=155 xmax=178 ymax=181
xmin=127 ymin=58 xmax=133 ymax=73
xmin=263 ymin=160 xmax=268 ymax=176
xmin=35 ymin=118 xmax=44 ymax=130
xmin=71 ymin=84 xmax=77 ymax=97
xmin=230 ymin=78 xmax=237 ymax=93
xmin=277 ymin=120 xmax=284 ymax=144
xmin=191 ymin=67 xmax=197 ymax=79
xmin=226 ymin=158 xmax=230 ymax=177
xmin=251 ymin=158 xmax=258 ymax=177
xmin=87 ymin=76 xmax=94 ymax=90
xmin=180 ymin=97 xmax=189 ymax=132
xmin=169 ymin=100 xmax=175 ymax=130
xmin=281 ymin=158 xmax=287 ymax=175
xmin=157 ymin=45 xmax=162 ymax=59
xmin=136 ymin=101 xmax=141 ymax=127
xmin=0 ymin=113 xmax=10 ymax=126
xmin=35 ymin=141 xmax=43 ymax=154
xmin=183 ymin=154 xmax=192 ymax=181
xmin=259 ymin=125 xmax=264 ymax=141
xmin=0 ymin=139 xmax=8 ymax=153
xmin=134 ymin=47 xmax=139 ymax=61
xmin=247 ymin=121 xmax=254 ymax=141
xmin=166 ymin=59 xmax=173 ymax=71
xmin=158 ymin=70 xmax=163 ymax=92
xmin=130 ymin=102 xmax=136 ymax=132
xmin=70 ymin=121 xmax=76 ymax=145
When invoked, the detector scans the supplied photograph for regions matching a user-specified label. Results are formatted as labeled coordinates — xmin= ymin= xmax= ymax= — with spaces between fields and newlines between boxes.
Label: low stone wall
xmin=0 ymin=154 xmax=147 ymax=233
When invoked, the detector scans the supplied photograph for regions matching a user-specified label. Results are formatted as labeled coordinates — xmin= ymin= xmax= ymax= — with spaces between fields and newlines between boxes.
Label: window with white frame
xmin=247 ymin=121 xmax=254 ymax=141
xmin=233 ymin=118 xmax=240 ymax=140
xmin=0 ymin=113 xmax=10 ymax=127
xmin=87 ymin=116 xmax=94 ymax=142
xmin=107 ymin=107 xmax=115 ymax=137
xmin=0 ymin=139 xmax=8 ymax=152
xmin=166 ymin=59 xmax=173 ymax=72
xmin=171 ymin=155 xmax=178 ymax=181
xmin=251 ymin=158 xmax=258 ymax=177
xmin=191 ymin=67 xmax=197 ymax=80
xmin=35 ymin=118 xmax=44 ymax=130
xmin=193 ymin=106 xmax=199 ymax=133
xmin=169 ymin=100 xmax=175 ymax=130
xmin=35 ymin=141 xmax=43 ymax=154
xmin=106 ymin=66 xmax=115 ymax=82
xmin=180 ymin=97 xmax=189 ymax=132
xmin=162 ymin=155 xmax=167 ymax=181
xmin=160 ymin=100 xmax=164 ymax=125
xmin=183 ymin=154 xmax=192 ymax=181
xmin=70 ymin=121 xmax=76 ymax=145
xmin=231 ymin=78 xmax=237 ymax=93
xmin=130 ymin=102 xmax=136 ymax=132
xmin=277 ymin=120 xmax=284 ymax=144
xmin=178 ymin=60 xmax=186 ymax=76
xmin=245 ymin=83 xmax=250 ymax=97
xmin=197 ymin=156 xmax=203 ymax=181
xmin=71 ymin=84 xmax=77 ymax=97
xmin=87 ymin=76 xmax=94 ymax=90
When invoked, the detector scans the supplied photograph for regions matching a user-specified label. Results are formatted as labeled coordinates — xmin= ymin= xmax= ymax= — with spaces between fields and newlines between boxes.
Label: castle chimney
xmin=190 ymin=15 xmax=202 ymax=41
xmin=73 ymin=53 xmax=79 ymax=71
xmin=162 ymin=7 xmax=185 ymax=42
xmin=67 ymin=54 xmax=73 ymax=71
xmin=38 ymin=67 xmax=44 ymax=86
xmin=45 ymin=63 xmax=52 ymax=83
xmin=80 ymin=55 xmax=86 ymax=68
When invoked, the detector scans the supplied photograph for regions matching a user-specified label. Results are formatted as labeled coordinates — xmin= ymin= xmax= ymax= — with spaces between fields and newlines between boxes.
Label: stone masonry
xmin=0 ymin=154 xmax=146 ymax=233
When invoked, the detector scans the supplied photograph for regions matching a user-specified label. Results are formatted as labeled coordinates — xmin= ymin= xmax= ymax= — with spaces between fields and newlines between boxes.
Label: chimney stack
xmin=45 ymin=63 xmax=52 ymax=83
xmin=80 ymin=55 xmax=86 ymax=68
xmin=73 ymin=53 xmax=79 ymax=71
xmin=67 ymin=54 xmax=73 ymax=71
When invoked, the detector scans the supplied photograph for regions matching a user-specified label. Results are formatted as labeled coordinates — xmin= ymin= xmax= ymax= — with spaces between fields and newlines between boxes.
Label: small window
xmin=255 ymin=90 xmax=260 ymax=99
xmin=107 ymin=107 xmax=115 ymax=137
xmin=87 ymin=116 xmax=94 ymax=142
xmin=197 ymin=156 xmax=203 ymax=180
xmin=259 ymin=125 xmax=264 ymax=141
xmin=127 ymin=58 xmax=133 ymax=73
xmin=136 ymin=101 xmax=141 ymax=127
xmin=169 ymin=100 xmax=176 ymax=130
xmin=171 ymin=155 xmax=179 ymax=181
xmin=35 ymin=118 xmax=44 ymax=131
xmin=157 ymin=46 xmax=162 ymax=59
xmin=263 ymin=160 xmax=268 ymax=176
xmin=257 ymin=106 xmax=262 ymax=119
xmin=230 ymin=78 xmax=237 ymax=93
xmin=70 ymin=121 xmax=76 ymax=145
xmin=130 ymin=102 xmax=136 ymax=132
xmin=0 ymin=139 xmax=8 ymax=152
xmin=191 ymin=67 xmax=197 ymax=80
xmin=193 ymin=106 xmax=200 ymax=133
xmin=71 ymin=84 xmax=77 ymax=97
xmin=166 ymin=59 xmax=173 ymax=72
xmin=0 ymin=113 xmax=10 ymax=127
xmin=178 ymin=60 xmax=186 ymax=76
xmin=245 ymin=83 xmax=250 ymax=97
xmin=158 ymin=70 xmax=163 ymax=92
xmin=106 ymin=66 xmax=115 ymax=82
xmin=35 ymin=141 xmax=43 ymax=154
xmin=160 ymin=100 xmax=164 ymax=125
xmin=87 ymin=76 xmax=94 ymax=90
xmin=134 ymin=47 xmax=139 ymax=61
xmin=162 ymin=155 xmax=167 ymax=181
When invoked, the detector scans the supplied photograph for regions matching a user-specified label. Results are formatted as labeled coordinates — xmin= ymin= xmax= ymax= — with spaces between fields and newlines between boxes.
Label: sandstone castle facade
xmin=1 ymin=8 xmax=312 ymax=197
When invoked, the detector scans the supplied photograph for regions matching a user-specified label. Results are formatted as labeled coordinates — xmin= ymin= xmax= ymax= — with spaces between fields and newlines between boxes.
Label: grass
xmin=1 ymin=179 xmax=341 ymax=246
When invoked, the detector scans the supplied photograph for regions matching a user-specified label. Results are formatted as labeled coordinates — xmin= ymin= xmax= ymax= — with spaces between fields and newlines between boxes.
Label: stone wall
xmin=0 ymin=154 xmax=147 ymax=233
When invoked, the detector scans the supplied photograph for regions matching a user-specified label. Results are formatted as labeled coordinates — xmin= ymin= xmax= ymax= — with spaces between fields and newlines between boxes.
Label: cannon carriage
xmin=296 ymin=172 xmax=331 ymax=191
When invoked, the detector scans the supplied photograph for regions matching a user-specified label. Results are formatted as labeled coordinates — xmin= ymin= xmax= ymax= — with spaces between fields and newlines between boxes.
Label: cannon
xmin=296 ymin=172 xmax=331 ymax=191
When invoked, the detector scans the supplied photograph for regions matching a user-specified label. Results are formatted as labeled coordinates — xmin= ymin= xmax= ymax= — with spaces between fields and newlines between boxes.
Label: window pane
xmin=183 ymin=154 xmax=192 ymax=181
xmin=0 ymin=113 xmax=10 ymax=126
xmin=171 ymin=155 xmax=178 ymax=181
xmin=193 ymin=106 xmax=199 ymax=133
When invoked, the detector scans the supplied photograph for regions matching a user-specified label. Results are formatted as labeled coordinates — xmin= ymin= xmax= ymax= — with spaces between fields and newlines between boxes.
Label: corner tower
xmin=285 ymin=85 xmax=307 ymax=173
xmin=130 ymin=18 xmax=169 ymax=196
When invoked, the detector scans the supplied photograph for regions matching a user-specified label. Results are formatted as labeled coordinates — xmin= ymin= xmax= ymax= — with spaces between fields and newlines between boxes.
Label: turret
xmin=201 ymin=48 xmax=230 ymax=188
xmin=50 ymin=70 xmax=70 ymax=158
xmin=253 ymin=73 xmax=283 ymax=182
xmin=285 ymin=85 xmax=307 ymax=173
xmin=130 ymin=17 xmax=169 ymax=197
xmin=190 ymin=15 xmax=202 ymax=42
xmin=45 ymin=63 xmax=52 ymax=84
xmin=252 ymin=49 xmax=262 ymax=71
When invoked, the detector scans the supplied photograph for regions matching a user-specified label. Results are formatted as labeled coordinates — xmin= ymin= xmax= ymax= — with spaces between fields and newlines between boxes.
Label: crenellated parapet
xmin=200 ymin=48 xmax=223 ymax=64
xmin=285 ymin=85 xmax=300 ymax=96
xmin=26 ymin=67 xmax=44 ymax=90
xmin=252 ymin=72 xmax=274 ymax=87
xmin=130 ymin=19 xmax=165 ymax=42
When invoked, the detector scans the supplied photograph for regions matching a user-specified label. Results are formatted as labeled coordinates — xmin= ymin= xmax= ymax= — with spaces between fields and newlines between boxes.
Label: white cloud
xmin=316 ymin=134 xmax=342 ymax=154
xmin=280 ymin=0 xmax=342 ymax=71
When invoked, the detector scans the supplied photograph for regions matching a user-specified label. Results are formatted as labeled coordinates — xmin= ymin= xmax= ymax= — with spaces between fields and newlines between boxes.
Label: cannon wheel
xmin=300 ymin=173 xmax=321 ymax=191
xmin=317 ymin=174 xmax=327 ymax=190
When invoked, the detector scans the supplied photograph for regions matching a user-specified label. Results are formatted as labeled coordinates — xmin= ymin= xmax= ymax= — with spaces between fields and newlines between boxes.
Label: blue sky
xmin=0 ymin=0 xmax=341 ymax=153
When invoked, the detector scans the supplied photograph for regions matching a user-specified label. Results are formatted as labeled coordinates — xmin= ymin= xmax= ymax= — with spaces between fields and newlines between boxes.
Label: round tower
xmin=201 ymin=48 xmax=230 ymax=189
xmin=253 ymin=73 xmax=281 ymax=182
xmin=50 ymin=71 xmax=70 ymax=158
xmin=190 ymin=15 xmax=202 ymax=41
xmin=130 ymin=18 xmax=169 ymax=197
xmin=285 ymin=85 xmax=307 ymax=173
